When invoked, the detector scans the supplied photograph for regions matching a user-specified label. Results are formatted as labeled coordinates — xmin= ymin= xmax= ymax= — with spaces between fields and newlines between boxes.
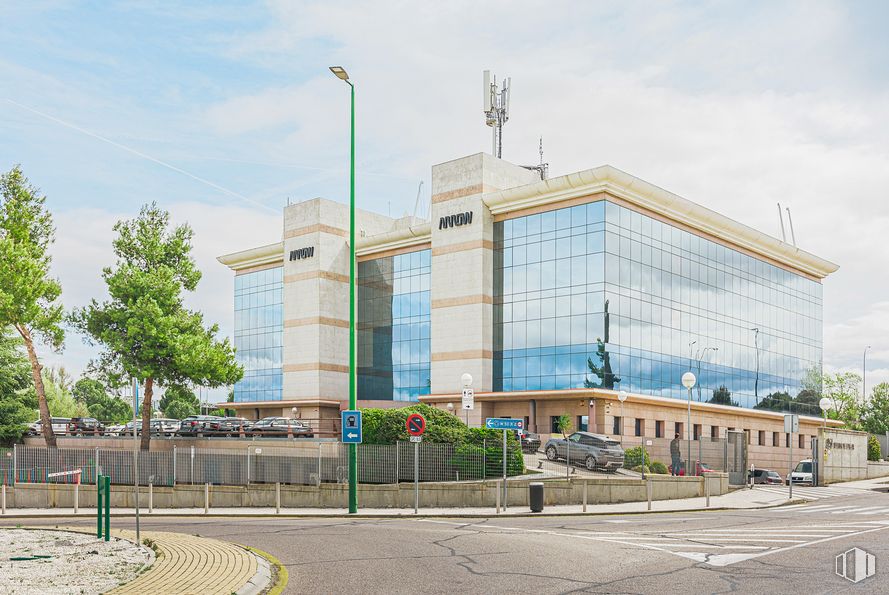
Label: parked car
xmin=519 ymin=431 xmax=541 ymax=453
xmin=250 ymin=417 xmax=313 ymax=438
xmin=176 ymin=415 xmax=224 ymax=436
xmin=751 ymin=468 xmax=783 ymax=485
xmin=204 ymin=417 xmax=253 ymax=436
xmin=787 ymin=459 xmax=814 ymax=485
xmin=67 ymin=417 xmax=105 ymax=435
xmin=150 ymin=418 xmax=180 ymax=436
xmin=669 ymin=460 xmax=716 ymax=476
xmin=105 ymin=423 xmax=126 ymax=436
xmin=28 ymin=417 xmax=71 ymax=436
xmin=121 ymin=420 xmax=143 ymax=436
xmin=544 ymin=431 xmax=625 ymax=471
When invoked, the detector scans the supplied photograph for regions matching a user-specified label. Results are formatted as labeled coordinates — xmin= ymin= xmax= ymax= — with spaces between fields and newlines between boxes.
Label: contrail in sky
xmin=5 ymin=98 xmax=278 ymax=214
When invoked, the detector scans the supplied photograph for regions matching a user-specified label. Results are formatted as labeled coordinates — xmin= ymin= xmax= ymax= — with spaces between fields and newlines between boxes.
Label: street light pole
xmin=330 ymin=66 xmax=357 ymax=514
xmin=682 ymin=372 xmax=696 ymax=477
xmin=751 ymin=328 xmax=760 ymax=402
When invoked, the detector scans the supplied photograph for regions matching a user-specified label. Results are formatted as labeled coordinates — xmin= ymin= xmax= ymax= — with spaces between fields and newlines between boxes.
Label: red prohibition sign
xmin=406 ymin=413 xmax=426 ymax=436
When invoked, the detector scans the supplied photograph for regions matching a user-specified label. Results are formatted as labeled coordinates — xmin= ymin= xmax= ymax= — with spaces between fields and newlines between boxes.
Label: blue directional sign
xmin=341 ymin=410 xmax=362 ymax=444
xmin=485 ymin=418 xmax=524 ymax=431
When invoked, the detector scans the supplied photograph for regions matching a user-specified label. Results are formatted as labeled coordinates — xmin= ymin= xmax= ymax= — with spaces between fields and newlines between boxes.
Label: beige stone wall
xmin=428 ymin=154 xmax=538 ymax=409
xmin=819 ymin=428 xmax=868 ymax=484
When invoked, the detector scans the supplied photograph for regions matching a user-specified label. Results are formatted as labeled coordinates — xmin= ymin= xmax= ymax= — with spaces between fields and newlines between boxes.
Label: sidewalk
xmin=0 ymin=483 xmax=805 ymax=518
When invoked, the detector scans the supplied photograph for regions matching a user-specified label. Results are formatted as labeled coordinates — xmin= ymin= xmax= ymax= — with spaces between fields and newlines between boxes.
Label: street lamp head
xmin=329 ymin=66 xmax=349 ymax=80
xmin=681 ymin=371 xmax=696 ymax=389
xmin=618 ymin=390 xmax=628 ymax=403
xmin=819 ymin=397 xmax=832 ymax=412
xmin=446 ymin=402 xmax=454 ymax=411
xmin=461 ymin=373 xmax=473 ymax=388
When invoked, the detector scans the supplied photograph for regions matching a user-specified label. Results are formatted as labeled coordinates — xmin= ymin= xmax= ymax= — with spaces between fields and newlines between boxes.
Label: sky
xmin=1 ymin=0 xmax=888 ymax=401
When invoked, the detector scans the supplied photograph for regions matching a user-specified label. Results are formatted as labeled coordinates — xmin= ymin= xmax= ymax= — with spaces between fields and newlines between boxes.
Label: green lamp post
xmin=330 ymin=66 xmax=358 ymax=514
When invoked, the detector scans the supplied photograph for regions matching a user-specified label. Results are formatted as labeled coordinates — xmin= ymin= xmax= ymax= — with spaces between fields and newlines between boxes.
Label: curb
xmin=0 ymin=500 xmax=808 ymax=520
xmin=243 ymin=546 xmax=288 ymax=595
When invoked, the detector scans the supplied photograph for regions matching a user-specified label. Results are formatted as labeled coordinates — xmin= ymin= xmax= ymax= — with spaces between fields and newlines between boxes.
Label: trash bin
xmin=529 ymin=482 xmax=544 ymax=512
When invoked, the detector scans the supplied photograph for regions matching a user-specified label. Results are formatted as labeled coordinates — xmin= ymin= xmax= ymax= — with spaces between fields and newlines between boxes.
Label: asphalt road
xmin=4 ymin=485 xmax=889 ymax=594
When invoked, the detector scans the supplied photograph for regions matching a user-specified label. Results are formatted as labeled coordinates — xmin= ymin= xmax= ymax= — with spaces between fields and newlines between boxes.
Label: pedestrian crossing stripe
xmin=754 ymin=485 xmax=869 ymax=501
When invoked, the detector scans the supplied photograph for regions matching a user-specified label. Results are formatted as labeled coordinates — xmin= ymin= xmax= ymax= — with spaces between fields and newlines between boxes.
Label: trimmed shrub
xmin=649 ymin=461 xmax=669 ymax=475
xmin=869 ymin=434 xmax=882 ymax=462
xmin=630 ymin=465 xmax=650 ymax=474
xmin=622 ymin=446 xmax=651 ymax=469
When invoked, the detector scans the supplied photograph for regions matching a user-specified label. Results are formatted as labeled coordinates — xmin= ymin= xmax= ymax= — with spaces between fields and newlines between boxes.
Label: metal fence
xmin=3 ymin=442 xmax=524 ymax=487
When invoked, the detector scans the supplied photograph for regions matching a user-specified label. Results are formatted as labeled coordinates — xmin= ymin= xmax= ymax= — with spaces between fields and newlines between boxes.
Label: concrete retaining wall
xmin=867 ymin=462 xmax=889 ymax=479
xmin=1 ymin=473 xmax=728 ymax=510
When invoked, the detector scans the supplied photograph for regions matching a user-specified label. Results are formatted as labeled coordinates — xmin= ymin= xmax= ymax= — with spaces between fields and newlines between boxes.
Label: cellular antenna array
xmin=483 ymin=70 xmax=510 ymax=158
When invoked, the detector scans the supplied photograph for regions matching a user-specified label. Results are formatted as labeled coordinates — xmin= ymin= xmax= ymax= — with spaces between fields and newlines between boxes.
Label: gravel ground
xmin=0 ymin=528 xmax=151 ymax=594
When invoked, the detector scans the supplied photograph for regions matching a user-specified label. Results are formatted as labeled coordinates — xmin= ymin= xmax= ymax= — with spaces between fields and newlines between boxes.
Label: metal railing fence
xmin=7 ymin=442 xmax=525 ymax=487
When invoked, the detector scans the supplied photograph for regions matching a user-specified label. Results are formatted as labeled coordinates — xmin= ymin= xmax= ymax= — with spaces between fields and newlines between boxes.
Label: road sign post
xmin=406 ymin=413 xmax=426 ymax=514
xmin=462 ymin=388 xmax=474 ymax=427
xmin=784 ymin=414 xmax=799 ymax=499
xmin=485 ymin=419 xmax=524 ymax=510
xmin=96 ymin=474 xmax=110 ymax=541
xmin=341 ymin=410 xmax=363 ymax=444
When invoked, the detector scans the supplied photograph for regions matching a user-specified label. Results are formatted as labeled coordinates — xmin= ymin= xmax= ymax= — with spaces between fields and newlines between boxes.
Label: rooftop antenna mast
xmin=412 ymin=180 xmax=425 ymax=219
xmin=777 ymin=202 xmax=787 ymax=242
xmin=483 ymin=70 xmax=510 ymax=158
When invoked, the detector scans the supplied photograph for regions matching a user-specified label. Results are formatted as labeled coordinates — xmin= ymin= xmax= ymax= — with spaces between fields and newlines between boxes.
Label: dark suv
xmin=68 ymin=417 xmax=105 ymax=436
xmin=176 ymin=415 xmax=224 ymax=436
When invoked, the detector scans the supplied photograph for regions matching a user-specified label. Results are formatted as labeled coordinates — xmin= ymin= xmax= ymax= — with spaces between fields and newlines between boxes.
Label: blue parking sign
xmin=341 ymin=410 xmax=362 ymax=444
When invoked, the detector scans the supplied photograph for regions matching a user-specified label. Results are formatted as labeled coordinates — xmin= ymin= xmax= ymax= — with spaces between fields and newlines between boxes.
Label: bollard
xmin=275 ymin=482 xmax=281 ymax=514
xmin=97 ymin=474 xmax=103 ymax=538
xmin=582 ymin=480 xmax=588 ymax=513
xmin=2 ymin=484 xmax=5 ymax=514
xmin=495 ymin=480 xmax=501 ymax=514
xmin=148 ymin=482 xmax=153 ymax=514
xmin=74 ymin=483 xmax=79 ymax=514
xmin=706 ymin=476 xmax=710 ymax=508
xmin=103 ymin=475 xmax=110 ymax=541
xmin=647 ymin=478 xmax=652 ymax=511
xmin=204 ymin=483 xmax=209 ymax=514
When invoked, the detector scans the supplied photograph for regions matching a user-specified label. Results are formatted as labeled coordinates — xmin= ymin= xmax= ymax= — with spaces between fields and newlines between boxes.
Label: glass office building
xmin=232 ymin=266 xmax=283 ymax=402
xmin=494 ymin=199 xmax=823 ymax=416
xmin=357 ymin=249 xmax=432 ymax=401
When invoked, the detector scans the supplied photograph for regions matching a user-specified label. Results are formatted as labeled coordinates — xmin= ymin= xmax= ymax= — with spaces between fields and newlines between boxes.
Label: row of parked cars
xmin=27 ymin=416 xmax=314 ymax=439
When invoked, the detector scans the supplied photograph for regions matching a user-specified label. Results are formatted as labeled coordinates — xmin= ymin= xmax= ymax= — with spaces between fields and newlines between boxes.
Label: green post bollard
xmin=103 ymin=475 xmax=110 ymax=541
xmin=96 ymin=474 xmax=103 ymax=538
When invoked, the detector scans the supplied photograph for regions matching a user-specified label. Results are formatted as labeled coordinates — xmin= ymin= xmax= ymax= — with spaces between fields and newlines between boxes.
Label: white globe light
xmin=446 ymin=402 xmax=454 ymax=411
xmin=819 ymin=397 xmax=832 ymax=412
xmin=681 ymin=371 xmax=696 ymax=389
xmin=618 ymin=390 xmax=628 ymax=402
xmin=461 ymin=373 xmax=473 ymax=388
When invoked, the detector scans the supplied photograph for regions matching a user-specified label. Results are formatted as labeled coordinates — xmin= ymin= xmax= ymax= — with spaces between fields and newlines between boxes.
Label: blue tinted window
xmin=233 ymin=266 xmax=283 ymax=402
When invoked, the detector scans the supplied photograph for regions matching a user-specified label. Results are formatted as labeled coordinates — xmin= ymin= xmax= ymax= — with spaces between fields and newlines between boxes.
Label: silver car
xmin=544 ymin=431 xmax=625 ymax=472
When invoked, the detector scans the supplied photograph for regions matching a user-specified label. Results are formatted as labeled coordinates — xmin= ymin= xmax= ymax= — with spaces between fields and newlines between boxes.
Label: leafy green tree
xmin=0 ymin=167 xmax=65 ymax=447
xmin=862 ymin=383 xmax=889 ymax=435
xmin=87 ymin=395 xmax=133 ymax=424
xmin=42 ymin=368 xmax=88 ymax=418
xmin=159 ymin=385 xmax=199 ymax=419
xmin=72 ymin=377 xmax=106 ymax=407
xmin=867 ymin=435 xmax=881 ymax=462
xmin=0 ymin=327 xmax=37 ymax=444
xmin=709 ymin=385 xmax=740 ymax=407
xmin=823 ymin=372 xmax=861 ymax=428
xmin=72 ymin=203 xmax=242 ymax=450
xmin=555 ymin=414 xmax=572 ymax=437
xmin=584 ymin=339 xmax=621 ymax=390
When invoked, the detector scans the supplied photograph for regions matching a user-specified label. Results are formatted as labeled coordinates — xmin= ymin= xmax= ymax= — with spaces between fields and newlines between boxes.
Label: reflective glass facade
xmin=494 ymin=200 xmax=823 ymax=416
xmin=358 ymin=249 xmax=431 ymax=401
xmin=233 ymin=266 xmax=283 ymax=402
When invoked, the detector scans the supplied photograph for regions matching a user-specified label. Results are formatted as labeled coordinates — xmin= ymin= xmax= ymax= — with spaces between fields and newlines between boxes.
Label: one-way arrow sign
xmin=341 ymin=410 xmax=362 ymax=444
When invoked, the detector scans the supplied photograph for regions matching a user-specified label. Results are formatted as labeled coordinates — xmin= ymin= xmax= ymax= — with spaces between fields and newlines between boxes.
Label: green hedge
xmin=649 ymin=461 xmax=668 ymax=475
xmin=869 ymin=435 xmax=882 ymax=462
xmin=623 ymin=446 xmax=651 ymax=469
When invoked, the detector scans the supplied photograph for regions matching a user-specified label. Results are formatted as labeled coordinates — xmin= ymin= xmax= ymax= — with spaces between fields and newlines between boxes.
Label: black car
xmin=519 ymin=431 xmax=541 ymax=453
xmin=250 ymin=417 xmax=313 ymax=438
xmin=68 ymin=417 xmax=105 ymax=436
xmin=176 ymin=415 xmax=224 ymax=436
xmin=205 ymin=417 xmax=253 ymax=436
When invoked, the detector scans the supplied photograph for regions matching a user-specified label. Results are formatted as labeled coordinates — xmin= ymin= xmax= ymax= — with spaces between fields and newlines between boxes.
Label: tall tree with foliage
xmin=159 ymin=385 xmax=200 ymax=419
xmin=73 ymin=376 xmax=132 ymax=423
xmin=0 ymin=327 xmax=37 ymax=444
xmin=823 ymin=372 xmax=862 ymax=429
xmin=0 ymin=167 xmax=65 ymax=447
xmin=73 ymin=203 xmax=242 ymax=449
xmin=709 ymin=385 xmax=740 ymax=407
xmin=862 ymin=383 xmax=889 ymax=435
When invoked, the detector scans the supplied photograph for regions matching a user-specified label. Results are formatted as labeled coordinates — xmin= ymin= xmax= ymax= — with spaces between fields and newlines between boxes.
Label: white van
xmin=28 ymin=417 xmax=70 ymax=435
xmin=787 ymin=459 xmax=814 ymax=485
